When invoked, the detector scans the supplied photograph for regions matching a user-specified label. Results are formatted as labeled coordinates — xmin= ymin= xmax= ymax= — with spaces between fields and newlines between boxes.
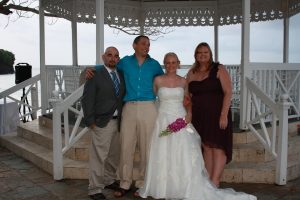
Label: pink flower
xmin=159 ymin=118 xmax=187 ymax=137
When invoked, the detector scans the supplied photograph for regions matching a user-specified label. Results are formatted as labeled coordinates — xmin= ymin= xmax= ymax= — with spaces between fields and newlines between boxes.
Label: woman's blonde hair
xmin=191 ymin=42 xmax=213 ymax=73
xmin=163 ymin=52 xmax=180 ymax=65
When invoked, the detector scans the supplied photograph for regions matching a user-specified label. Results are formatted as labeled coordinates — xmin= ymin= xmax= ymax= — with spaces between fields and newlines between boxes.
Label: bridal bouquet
xmin=159 ymin=118 xmax=188 ymax=137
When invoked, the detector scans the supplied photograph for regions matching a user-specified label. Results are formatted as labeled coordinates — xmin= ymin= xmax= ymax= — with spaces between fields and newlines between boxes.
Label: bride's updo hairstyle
xmin=163 ymin=52 xmax=180 ymax=67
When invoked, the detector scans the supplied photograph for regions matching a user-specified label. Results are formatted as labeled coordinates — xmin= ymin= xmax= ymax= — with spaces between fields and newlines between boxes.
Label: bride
xmin=137 ymin=52 xmax=256 ymax=200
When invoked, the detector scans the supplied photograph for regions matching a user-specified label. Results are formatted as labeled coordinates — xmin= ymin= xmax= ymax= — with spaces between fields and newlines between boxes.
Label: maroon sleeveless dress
xmin=188 ymin=63 xmax=232 ymax=163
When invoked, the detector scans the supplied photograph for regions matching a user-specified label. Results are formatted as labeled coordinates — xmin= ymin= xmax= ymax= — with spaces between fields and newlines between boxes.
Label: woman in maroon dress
xmin=186 ymin=42 xmax=233 ymax=188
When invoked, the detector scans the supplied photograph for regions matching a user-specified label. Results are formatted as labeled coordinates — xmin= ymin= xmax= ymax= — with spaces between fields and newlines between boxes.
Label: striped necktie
xmin=110 ymin=71 xmax=120 ymax=96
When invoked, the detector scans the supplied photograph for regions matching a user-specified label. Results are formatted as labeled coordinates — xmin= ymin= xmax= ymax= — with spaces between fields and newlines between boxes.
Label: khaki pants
xmin=88 ymin=119 xmax=120 ymax=195
xmin=119 ymin=101 xmax=157 ymax=189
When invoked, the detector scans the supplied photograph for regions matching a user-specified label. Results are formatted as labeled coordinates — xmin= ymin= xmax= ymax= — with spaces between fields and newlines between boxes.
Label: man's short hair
xmin=133 ymin=35 xmax=149 ymax=44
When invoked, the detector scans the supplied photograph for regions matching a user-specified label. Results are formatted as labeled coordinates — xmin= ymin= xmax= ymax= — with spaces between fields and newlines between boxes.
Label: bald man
xmin=81 ymin=47 xmax=125 ymax=200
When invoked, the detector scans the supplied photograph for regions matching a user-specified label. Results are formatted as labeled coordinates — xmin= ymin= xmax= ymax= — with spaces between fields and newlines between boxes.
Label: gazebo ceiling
xmin=43 ymin=0 xmax=300 ymax=27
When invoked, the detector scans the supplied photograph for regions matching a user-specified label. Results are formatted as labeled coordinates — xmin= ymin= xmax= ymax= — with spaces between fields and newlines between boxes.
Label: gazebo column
xmin=96 ymin=0 xmax=105 ymax=64
xmin=214 ymin=24 xmax=219 ymax=62
xmin=39 ymin=0 xmax=47 ymax=115
xmin=72 ymin=3 xmax=78 ymax=66
xmin=240 ymin=0 xmax=251 ymax=129
xmin=214 ymin=4 xmax=219 ymax=62
xmin=283 ymin=16 xmax=289 ymax=63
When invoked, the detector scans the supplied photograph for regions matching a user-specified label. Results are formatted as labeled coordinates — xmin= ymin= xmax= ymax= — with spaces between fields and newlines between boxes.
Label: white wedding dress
xmin=138 ymin=87 xmax=256 ymax=200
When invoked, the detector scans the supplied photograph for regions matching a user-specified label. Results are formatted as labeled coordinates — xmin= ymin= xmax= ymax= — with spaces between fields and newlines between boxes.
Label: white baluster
xmin=49 ymin=94 xmax=63 ymax=180
xmin=276 ymin=94 xmax=291 ymax=185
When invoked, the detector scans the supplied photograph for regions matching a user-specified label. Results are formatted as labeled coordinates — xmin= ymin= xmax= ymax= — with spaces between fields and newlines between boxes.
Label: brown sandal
xmin=133 ymin=189 xmax=140 ymax=198
xmin=113 ymin=188 xmax=131 ymax=198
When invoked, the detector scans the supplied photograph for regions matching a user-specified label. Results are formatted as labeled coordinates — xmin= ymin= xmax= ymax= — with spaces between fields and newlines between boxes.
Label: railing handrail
xmin=55 ymin=85 xmax=84 ymax=111
xmin=0 ymin=74 xmax=40 ymax=98
xmin=246 ymin=78 xmax=277 ymax=110
xmin=249 ymin=62 xmax=300 ymax=70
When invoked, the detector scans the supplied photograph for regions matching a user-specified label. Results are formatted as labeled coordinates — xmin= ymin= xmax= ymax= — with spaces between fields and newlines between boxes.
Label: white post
xmin=214 ymin=2 xmax=219 ymax=62
xmin=240 ymin=0 xmax=251 ymax=129
xmin=276 ymin=94 xmax=291 ymax=185
xmin=72 ymin=2 xmax=78 ymax=66
xmin=139 ymin=2 xmax=145 ymax=35
xmin=214 ymin=24 xmax=219 ymax=62
xmin=39 ymin=0 xmax=47 ymax=115
xmin=283 ymin=17 xmax=289 ymax=63
xmin=30 ymin=84 xmax=38 ymax=119
xmin=96 ymin=0 xmax=105 ymax=64
xmin=50 ymin=99 xmax=64 ymax=180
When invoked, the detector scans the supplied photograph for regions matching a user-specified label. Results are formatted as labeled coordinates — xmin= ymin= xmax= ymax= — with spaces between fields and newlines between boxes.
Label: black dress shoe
xmin=89 ymin=193 xmax=106 ymax=200
xmin=105 ymin=181 xmax=119 ymax=190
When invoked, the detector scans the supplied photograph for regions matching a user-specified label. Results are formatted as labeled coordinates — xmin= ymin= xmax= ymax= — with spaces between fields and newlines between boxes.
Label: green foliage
xmin=0 ymin=49 xmax=15 ymax=66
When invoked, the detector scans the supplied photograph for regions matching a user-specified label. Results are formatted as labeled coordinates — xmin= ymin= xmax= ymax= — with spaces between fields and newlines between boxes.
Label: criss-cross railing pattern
xmin=0 ymin=74 xmax=41 ymax=123
xmin=45 ymin=65 xmax=90 ymax=106
xmin=249 ymin=68 xmax=300 ymax=121
xmin=50 ymin=84 xmax=89 ymax=180
xmin=243 ymin=63 xmax=300 ymax=185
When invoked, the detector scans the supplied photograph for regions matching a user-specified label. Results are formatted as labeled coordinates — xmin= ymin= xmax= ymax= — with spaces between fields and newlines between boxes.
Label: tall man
xmin=88 ymin=35 xmax=164 ymax=197
xmin=82 ymin=47 xmax=125 ymax=200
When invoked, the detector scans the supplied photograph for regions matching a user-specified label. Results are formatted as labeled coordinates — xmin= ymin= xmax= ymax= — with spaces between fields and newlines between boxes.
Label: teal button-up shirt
xmin=96 ymin=54 xmax=164 ymax=102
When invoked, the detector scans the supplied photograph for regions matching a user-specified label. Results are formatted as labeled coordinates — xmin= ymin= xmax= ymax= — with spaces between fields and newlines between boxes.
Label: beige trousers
xmin=88 ymin=119 xmax=120 ymax=195
xmin=119 ymin=101 xmax=157 ymax=190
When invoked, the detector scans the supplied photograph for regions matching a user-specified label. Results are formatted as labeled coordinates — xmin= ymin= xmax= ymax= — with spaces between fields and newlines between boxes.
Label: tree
xmin=0 ymin=49 xmax=15 ymax=74
xmin=0 ymin=0 xmax=172 ymax=37
xmin=0 ymin=0 xmax=56 ymax=17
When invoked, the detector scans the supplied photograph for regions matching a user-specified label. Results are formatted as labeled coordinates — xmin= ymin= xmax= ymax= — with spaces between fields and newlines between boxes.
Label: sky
xmin=0 ymin=12 xmax=299 ymax=69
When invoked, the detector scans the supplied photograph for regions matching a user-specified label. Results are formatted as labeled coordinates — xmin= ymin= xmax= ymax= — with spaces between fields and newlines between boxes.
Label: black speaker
xmin=15 ymin=63 xmax=32 ymax=84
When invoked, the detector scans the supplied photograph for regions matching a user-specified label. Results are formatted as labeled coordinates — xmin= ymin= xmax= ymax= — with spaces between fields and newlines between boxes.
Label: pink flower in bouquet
xmin=159 ymin=118 xmax=187 ymax=137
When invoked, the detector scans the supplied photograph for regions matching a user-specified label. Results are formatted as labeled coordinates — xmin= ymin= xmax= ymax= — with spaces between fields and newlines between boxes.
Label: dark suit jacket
xmin=81 ymin=65 xmax=125 ymax=129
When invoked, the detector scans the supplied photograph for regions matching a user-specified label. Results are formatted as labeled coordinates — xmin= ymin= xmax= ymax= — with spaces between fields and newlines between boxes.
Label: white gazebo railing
xmin=45 ymin=65 xmax=90 ymax=108
xmin=243 ymin=62 xmax=300 ymax=185
xmin=247 ymin=63 xmax=300 ymax=122
xmin=0 ymin=74 xmax=41 ymax=123
xmin=245 ymin=78 xmax=291 ymax=185
xmin=50 ymin=85 xmax=88 ymax=180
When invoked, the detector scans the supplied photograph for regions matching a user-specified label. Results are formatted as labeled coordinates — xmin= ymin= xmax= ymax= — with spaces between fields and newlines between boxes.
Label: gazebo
xmin=1 ymin=0 xmax=299 ymax=186
xmin=37 ymin=0 xmax=300 ymax=128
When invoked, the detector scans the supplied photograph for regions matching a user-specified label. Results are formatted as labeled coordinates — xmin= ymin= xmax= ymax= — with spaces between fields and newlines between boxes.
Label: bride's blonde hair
xmin=163 ymin=52 xmax=180 ymax=66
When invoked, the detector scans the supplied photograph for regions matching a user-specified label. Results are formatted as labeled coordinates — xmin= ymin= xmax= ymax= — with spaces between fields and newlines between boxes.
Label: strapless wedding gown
xmin=138 ymin=87 xmax=256 ymax=200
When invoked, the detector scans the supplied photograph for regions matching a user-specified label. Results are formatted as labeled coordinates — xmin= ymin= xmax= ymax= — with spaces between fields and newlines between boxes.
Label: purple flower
xmin=159 ymin=118 xmax=187 ymax=137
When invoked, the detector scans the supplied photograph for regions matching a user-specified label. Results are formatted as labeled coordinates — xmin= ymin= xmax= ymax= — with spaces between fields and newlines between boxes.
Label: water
xmin=0 ymin=68 xmax=40 ymax=93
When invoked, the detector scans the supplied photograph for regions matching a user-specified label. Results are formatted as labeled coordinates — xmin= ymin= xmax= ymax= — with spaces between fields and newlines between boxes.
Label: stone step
xmin=18 ymin=119 xmax=300 ymax=163
xmin=41 ymin=115 xmax=258 ymax=144
xmin=18 ymin=119 xmax=265 ymax=162
xmin=221 ymin=158 xmax=300 ymax=183
xmin=0 ymin=132 xmax=88 ymax=179
xmin=232 ymin=121 xmax=299 ymax=144
xmin=18 ymin=120 xmax=91 ymax=161
xmin=39 ymin=115 xmax=299 ymax=144
xmin=1 ymin=132 xmax=300 ymax=183
xmin=232 ymin=142 xmax=273 ymax=162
